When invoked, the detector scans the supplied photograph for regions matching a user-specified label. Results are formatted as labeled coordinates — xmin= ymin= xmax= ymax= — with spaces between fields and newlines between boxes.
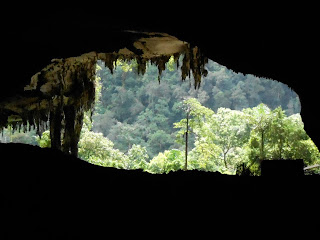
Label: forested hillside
xmin=2 ymin=58 xmax=318 ymax=175
xmin=90 ymin=58 xmax=301 ymax=158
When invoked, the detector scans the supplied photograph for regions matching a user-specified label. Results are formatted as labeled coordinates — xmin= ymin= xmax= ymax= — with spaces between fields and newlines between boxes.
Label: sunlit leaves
xmin=126 ymin=144 xmax=149 ymax=169
xmin=213 ymin=108 xmax=250 ymax=171
xmin=166 ymin=55 xmax=176 ymax=72
xmin=35 ymin=130 xmax=51 ymax=148
xmin=114 ymin=59 xmax=138 ymax=73
xmin=78 ymin=129 xmax=126 ymax=168
xmin=147 ymin=149 xmax=184 ymax=174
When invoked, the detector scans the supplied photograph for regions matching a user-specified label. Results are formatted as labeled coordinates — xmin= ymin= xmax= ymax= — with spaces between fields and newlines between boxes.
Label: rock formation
xmin=0 ymin=32 xmax=208 ymax=156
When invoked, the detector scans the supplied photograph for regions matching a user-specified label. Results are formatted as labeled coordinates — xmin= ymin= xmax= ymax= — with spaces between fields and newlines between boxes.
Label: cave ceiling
xmin=1 ymin=6 xmax=319 ymax=149
xmin=0 ymin=31 xmax=208 ymax=155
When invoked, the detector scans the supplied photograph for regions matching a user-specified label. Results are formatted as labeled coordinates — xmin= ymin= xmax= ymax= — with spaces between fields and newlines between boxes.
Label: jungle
xmin=1 ymin=58 xmax=319 ymax=175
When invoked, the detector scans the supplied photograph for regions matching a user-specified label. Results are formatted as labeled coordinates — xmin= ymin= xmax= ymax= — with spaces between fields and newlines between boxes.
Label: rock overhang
xmin=0 ymin=31 xmax=208 ymax=155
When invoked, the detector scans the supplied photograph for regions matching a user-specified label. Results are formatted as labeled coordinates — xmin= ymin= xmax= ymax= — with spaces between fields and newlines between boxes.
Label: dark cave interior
xmin=1 ymin=5 xmax=319 ymax=237
xmin=0 ymin=32 xmax=209 ymax=157
xmin=2 ymin=8 xmax=319 ymax=149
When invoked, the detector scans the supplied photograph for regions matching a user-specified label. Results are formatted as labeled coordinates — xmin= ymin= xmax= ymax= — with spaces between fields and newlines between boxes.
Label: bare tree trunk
xmin=279 ymin=137 xmax=283 ymax=159
xmin=185 ymin=130 xmax=188 ymax=171
xmin=185 ymin=110 xmax=189 ymax=171
xmin=223 ymin=152 xmax=228 ymax=168
xmin=260 ymin=130 xmax=265 ymax=162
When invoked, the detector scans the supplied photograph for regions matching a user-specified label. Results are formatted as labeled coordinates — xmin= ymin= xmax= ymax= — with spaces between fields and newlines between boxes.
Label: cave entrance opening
xmin=0 ymin=31 xmax=319 ymax=175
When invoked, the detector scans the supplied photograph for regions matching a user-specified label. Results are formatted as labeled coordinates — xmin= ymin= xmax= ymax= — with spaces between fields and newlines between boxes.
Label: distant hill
xmin=0 ymin=58 xmax=302 ymax=160
xmin=91 ymin=59 xmax=301 ymax=156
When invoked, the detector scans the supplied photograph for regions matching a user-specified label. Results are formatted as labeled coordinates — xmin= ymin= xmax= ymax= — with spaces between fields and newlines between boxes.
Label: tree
xmin=36 ymin=130 xmax=51 ymax=148
xmin=146 ymin=152 xmax=166 ymax=174
xmin=126 ymin=144 xmax=149 ymax=170
xmin=147 ymin=130 xmax=174 ymax=157
xmin=147 ymin=149 xmax=184 ymax=174
xmin=110 ymin=87 xmax=136 ymax=122
xmin=92 ymin=110 xmax=117 ymax=137
xmin=243 ymin=75 xmax=265 ymax=107
xmin=107 ymin=122 xmax=138 ymax=153
xmin=153 ymin=98 xmax=172 ymax=131
xmin=267 ymin=106 xmax=287 ymax=159
xmin=230 ymin=81 xmax=249 ymax=110
xmin=286 ymin=97 xmax=301 ymax=116
xmin=145 ymin=81 xmax=171 ymax=105
xmin=78 ymin=127 xmax=127 ymax=169
xmin=76 ymin=111 xmax=127 ymax=168
xmin=242 ymin=106 xmax=320 ymax=175
xmin=213 ymin=108 xmax=250 ymax=171
xmin=10 ymin=129 xmax=38 ymax=146
xmin=212 ymin=88 xmax=231 ymax=110
xmin=90 ymin=58 xmax=302 ymax=173
xmin=188 ymin=140 xmax=222 ymax=172
xmin=280 ymin=114 xmax=319 ymax=166
xmin=174 ymin=98 xmax=218 ymax=170
xmin=243 ymin=104 xmax=272 ymax=162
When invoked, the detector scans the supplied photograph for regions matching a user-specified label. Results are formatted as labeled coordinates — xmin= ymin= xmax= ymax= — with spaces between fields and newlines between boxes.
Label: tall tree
xmin=267 ymin=106 xmax=287 ymax=159
xmin=243 ymin=104 xmax=272 ymax=164
xmin=213 ymin=108 xmax=250 ymax=169
xmin=174 ymin=98 xmax=219 ymax=170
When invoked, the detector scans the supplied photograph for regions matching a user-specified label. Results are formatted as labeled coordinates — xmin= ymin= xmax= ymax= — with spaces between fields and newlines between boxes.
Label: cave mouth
xmin=0 ymin=32 xmax=319 ymax=175
xmin=77 ymin=58 xmax=320 ymax=175
xmin=0 ymin=32 xmax=208 ymax=156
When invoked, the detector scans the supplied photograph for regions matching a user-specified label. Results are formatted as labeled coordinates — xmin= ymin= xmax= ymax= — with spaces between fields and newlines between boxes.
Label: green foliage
xmin=0 ymin=125 xmax=38 ymax=146
xmin=146 ymin=149 xmax=184 ymax=174
xmin=36 ymin=130 xmax=51 ymax=148
xmin=174 ymin=98 xmax=214 ymax=143
xmin=91 ymin=58 xmax=302 ymax=161
xmin=148 ymin=130 xmax=174 ymax=157
xmin=115 ymin=59 xmax=138 ymax=73
xmin=126 ymin=144 xmax=149 ymax=170
xmin=171 ymin=99 xmax=319 ymax=175
xmin=12 ymin=130 xmax=38 ymax=145
xmin=238 ymin=105 xmax=320 ymax=175
xmin=78 ymin=128 xmax=127 ymax=169
xmin=166 ymin=55 xmax=176 ymax=72
xmin=9 ymin=58 xmax=319 ymax=176
xmin=212 ymin=108 xmax=250 ymax=172
xmin=242 ymin=104 xmax=273 ymax=172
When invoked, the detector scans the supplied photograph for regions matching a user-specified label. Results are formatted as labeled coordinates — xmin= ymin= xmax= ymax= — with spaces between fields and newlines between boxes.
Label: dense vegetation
xmin=79 ymin=99 xmax=319 ymax=175
xmin=1 ymin=58 xmax=319 ymax=175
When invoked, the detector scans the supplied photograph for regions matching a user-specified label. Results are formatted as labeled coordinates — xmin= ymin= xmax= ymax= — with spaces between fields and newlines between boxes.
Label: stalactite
xmin=149 ymin=55 xmax=171 ymax=83
xmin=181 ymin=49 xmax=191 ymax=81
xmin=49 ymin=105 xmax=63 ymax=151
xmin=72 ymin=109 xmax=84 ymax=157
xmin=174 ymin=53 xmax=180 ymax=69
xmin=135 ymin=57 xmax=147 ymax=76
xmin=0 ymin=33 xmax=209 ymax=157
xmin=62 ymin=105 xmax=76 ymax=155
